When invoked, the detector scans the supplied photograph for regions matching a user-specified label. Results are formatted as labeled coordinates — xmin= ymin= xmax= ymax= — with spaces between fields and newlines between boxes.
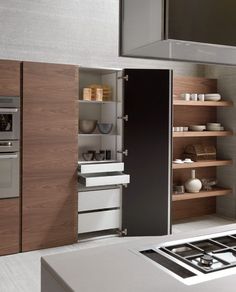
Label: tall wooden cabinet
xmin=0 ymin=60 xmax=20 ymax=255
xmin=22 ymin=62 xmax=78 ymax=251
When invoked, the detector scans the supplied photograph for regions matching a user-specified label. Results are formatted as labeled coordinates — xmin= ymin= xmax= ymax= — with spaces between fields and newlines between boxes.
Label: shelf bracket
xmin=117 ymin=115 xmax=128 ymax=122
xmin=117 ymin=75 xmax=128 ymax=81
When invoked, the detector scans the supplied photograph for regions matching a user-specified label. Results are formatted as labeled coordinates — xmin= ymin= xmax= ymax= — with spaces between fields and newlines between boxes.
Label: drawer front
xmin=78 ymin=210 xmax=121 ymax=233
xmin=78 ymin=189 xmax=120 ymax=212
xmin=79 ymin=162 xmax=124 ymax=174
xmin=79 ymin=173 xmax=130 ymax=187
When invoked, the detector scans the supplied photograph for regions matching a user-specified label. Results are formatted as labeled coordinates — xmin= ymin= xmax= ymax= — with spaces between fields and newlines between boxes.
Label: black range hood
xmin=120 ymin=0 xmax=236 ymax=65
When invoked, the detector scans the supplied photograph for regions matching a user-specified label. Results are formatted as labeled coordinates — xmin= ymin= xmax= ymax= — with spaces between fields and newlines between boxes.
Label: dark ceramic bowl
xmin=82 ymin=152 xmax=94 ymax=161
xmin=95 ymin=152 xmax=105 ymax=161
xmin=97 ymin=123 xmax=113 ymax=134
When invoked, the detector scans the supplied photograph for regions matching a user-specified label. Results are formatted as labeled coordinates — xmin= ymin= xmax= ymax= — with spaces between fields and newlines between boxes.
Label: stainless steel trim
xmin=0 ymin=96 xmax=20 ymax=108
xmin=0 ymin=108 xmax=18 ymax=113
xmin=0 ymin=154 xmax=18 ymax=159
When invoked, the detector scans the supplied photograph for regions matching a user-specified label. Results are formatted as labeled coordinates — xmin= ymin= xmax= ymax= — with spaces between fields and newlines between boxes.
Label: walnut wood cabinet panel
xmin=0 ymin=60 xmax=21 ymax=96
xmin=22 ymin=62 xmax=78 ymax=251
xmin=0 ymin=198 xmax=20 ymax=255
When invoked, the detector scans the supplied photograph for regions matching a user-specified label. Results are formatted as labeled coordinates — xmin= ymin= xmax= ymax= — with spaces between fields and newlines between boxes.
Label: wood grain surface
xmin=0 ymin=198 xmax=20 ymax=255
xmin=22 ymin=62 xmax=78 ymax=251
xmin=0 ymin=60 xmax=21 ymax=96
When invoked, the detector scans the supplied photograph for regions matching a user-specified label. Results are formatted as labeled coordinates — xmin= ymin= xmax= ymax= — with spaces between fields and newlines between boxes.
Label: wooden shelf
xmin=172 ymin=187 xmax=232 ymax=201
xmin=173 ymin=100 xmax=233 ymax=107
xmin=173 ymin=131 xmax=233 ymax=138
xmin=173 ymin=160 xmax=232 ymax=169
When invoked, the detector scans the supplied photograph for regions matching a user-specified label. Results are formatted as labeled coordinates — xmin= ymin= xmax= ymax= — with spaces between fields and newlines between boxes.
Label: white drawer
xmin=78 ymin=172 xmax=130 ymax=187
xmin=78 ymin=189 xmax=121 ymax=212
xmin=78 ymin=209 xmax=121 ymax=234
xmin=79 ymin=162 xmax=124 ymax=174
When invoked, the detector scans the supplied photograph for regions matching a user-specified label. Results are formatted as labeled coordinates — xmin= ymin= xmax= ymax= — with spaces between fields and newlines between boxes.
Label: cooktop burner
xmin=138 ymin=231 xmax=236 ymax=285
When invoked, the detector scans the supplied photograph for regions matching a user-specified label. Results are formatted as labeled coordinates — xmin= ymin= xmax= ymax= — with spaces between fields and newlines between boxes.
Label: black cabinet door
xmin=122 ymin=69 xmax=172 ymax=236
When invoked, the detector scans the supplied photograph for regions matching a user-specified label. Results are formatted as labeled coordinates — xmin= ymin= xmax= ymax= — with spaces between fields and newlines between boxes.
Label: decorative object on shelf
xmin=82 ymin=88 xmax=92 ymax=101
xmin=88 ymin=84 xmax=112 ymax=101
xmin=180 ymin=93 xmax=191 ymax=101
xmin=95 ymin=152 xmax=105 ymax=161
xmin=198 ymin=94 xmax=205 ymax=101
xmin=173 ymin=185 xmax=185 ymax=194
xmin=206 ymin=123 xmax=224 ymax=131
xmin=183 ymin=144 xmax=216 ymax=161
xmin=190 ymin=93 xmax=198 ymax=101
xmin=201 ymin=178 xmax=218 ymax=191
xmin=173 ymin=126 xmax=188 ymax=132
xmin=106 ymin=150 xmax=111 ymax=160
xmin=79 ymin=120 xmax=97 ymax=134
xmin=88 ymin=150 xmax=96 ymax=160
xmin=82 ymin=152 xmax=94 ymax=161
xmin=184 ymin=169 xmax=202 ymax=193
xmin=189 ymin=125 xmax=206 ymax=131
xmin=97 ymin=123 xmax=113 ymax=134
xmin=205 ymin=93 xmax=221 ymax=101
xmin=173 ymin=158 xmax=193 ymax=164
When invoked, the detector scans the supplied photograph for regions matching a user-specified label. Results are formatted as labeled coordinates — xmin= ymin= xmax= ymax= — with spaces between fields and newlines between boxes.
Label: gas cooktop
xmin=136 ymin=231 xmax=236 ymax=285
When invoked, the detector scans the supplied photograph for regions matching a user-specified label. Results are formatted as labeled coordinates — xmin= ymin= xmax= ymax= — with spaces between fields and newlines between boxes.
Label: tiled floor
xmin=1 ymin=215 xmax=236 ymax=292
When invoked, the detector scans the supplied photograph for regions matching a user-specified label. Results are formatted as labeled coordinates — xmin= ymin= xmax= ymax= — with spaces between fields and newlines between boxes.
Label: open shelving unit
xmin=172 ymin=76 xmax=234 ymax=221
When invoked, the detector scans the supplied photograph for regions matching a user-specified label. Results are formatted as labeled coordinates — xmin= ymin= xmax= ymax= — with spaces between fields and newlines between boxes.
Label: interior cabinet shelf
xmin=173 ymin=131 xmax=233 ymax=138
xmin=172 ymin=187 xmax=232 ymax=201
xmin=173 ymin=160 xmax=232 ymax=169
xmin=78 ymin=133 xmax=117 ymax=137
xmin=173 ymin=100 xmax=233 ymax=107
xmin=78 ymin=100 xmax=117 ymax=104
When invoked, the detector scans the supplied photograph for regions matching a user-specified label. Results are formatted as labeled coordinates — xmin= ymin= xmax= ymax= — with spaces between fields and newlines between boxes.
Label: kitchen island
xmin=41 ymin=224 xmax=236 ymax=292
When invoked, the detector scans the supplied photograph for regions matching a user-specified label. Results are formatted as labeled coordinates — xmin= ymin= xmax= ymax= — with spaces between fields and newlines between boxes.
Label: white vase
xmin=184 ymin=170 xmax=202 ymax=193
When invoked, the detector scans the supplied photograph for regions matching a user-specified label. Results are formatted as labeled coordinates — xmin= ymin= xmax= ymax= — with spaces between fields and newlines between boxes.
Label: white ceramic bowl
xmin=205 ymin=94 xmax=221 ymax=101
xmin=189 ymin=125 xmax=206 ymax=131
xmin=207 ymin=123 xmax=221 ymax=127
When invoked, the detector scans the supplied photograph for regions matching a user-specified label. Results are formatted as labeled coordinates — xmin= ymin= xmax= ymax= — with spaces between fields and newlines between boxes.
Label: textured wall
xmin=0 ymin=0 xmax=204 ymax=76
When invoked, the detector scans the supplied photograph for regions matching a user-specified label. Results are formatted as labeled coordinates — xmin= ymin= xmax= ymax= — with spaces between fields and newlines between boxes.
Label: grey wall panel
xmin=0 ymin=0 xmax=204 ymax=76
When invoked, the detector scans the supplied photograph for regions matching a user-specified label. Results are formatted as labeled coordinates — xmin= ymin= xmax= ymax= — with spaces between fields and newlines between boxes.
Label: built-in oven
xmin=0 ymin=96 xmax=20 ymax=140
xmin=0 ymin=140 xmax=20 ymax=198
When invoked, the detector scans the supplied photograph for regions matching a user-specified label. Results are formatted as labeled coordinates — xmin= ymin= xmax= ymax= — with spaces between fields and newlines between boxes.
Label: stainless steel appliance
xmin=0 ymin=96 xmax=20 ymax=198
xmin=0 ymin=140 xmax=20 ymax=198
xmin=120 ymin=0 xmax=236 ymax=65
xmin=0 ymin=96 xmax=20 ymax=140
xmin=137 ymin=230 xmax=236 ymax=285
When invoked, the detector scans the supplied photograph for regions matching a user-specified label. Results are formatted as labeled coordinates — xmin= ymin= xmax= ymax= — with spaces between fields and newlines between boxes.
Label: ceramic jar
xmin=184 ymin=169 xmax=202 ymax=193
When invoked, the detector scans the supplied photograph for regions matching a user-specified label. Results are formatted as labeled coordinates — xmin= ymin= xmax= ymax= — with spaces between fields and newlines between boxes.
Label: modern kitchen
xmin=1 ymin=0 xmax=236 ymax=291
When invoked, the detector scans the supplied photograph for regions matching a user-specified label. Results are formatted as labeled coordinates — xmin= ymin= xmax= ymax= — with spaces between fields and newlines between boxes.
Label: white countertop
xmin=41 ymin=224 xmax=236 ymax=292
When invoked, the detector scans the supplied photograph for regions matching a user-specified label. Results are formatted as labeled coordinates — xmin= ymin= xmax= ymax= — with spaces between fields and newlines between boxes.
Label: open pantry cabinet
xmin=172 ymin=75 xmax=234 ymax=222
xmin=78 ymin=68 xmax=172 ymax=237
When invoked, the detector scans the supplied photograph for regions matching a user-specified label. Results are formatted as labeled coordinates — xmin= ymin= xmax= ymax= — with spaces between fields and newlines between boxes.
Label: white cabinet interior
xmin=78 ymin=67 xmax=128 ymax=236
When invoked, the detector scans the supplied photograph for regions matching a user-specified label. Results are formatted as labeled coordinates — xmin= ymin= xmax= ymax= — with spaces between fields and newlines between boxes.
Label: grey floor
xmin=1 ymin=215 xmax=236 ymax=292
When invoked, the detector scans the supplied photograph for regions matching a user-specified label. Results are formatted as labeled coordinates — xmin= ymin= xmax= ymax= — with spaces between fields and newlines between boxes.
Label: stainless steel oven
xmin=0 ymin=96 xmax=20 ymax=140
xmin=0 ymin=140 xmax=20 ymax=198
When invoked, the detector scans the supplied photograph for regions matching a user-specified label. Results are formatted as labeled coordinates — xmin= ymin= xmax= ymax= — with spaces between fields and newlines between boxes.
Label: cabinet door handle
xmin=118 ymin=115 xmax=128 ymax=122
xmin=117 ymin=149 xmax=128 ymax=156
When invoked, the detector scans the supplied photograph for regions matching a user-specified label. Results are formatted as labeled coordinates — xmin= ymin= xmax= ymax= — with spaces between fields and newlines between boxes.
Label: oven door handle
xmin=0 ymin=154 xmax=18 ymax=159
xmin=0 ymin=108 xmax=18 ymax=113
